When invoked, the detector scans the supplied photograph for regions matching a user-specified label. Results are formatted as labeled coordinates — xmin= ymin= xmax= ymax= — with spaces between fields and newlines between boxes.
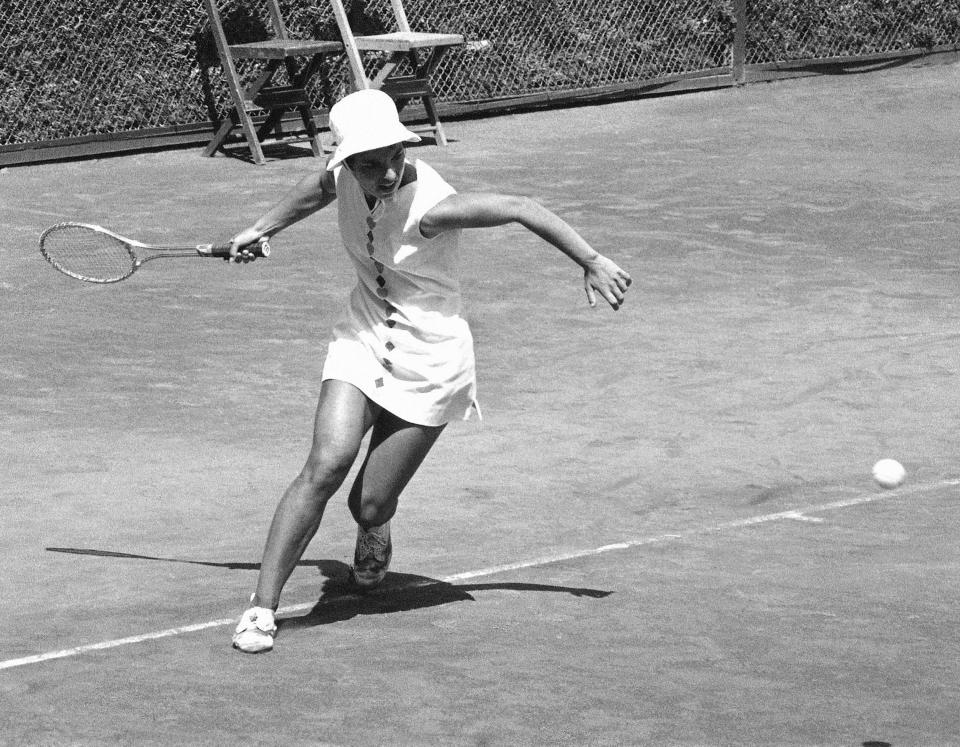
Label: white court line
xmin=3 ymin=477 xmax=958 ymax=672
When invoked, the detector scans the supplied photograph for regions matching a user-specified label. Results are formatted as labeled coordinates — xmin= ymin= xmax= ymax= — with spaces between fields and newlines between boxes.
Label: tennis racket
xmin=39 ymin=222 xmax=270 ymax=284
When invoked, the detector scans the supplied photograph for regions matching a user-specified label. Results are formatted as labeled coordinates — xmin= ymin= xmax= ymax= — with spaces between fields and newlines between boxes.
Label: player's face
xmin=347 ymin=143 xmax=407 ymax=200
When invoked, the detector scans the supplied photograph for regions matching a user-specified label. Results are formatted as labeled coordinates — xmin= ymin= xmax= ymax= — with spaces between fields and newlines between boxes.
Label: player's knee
xmin=352 ymin=494 xmax=397 ymax=528
xmin=299 ymin=447 xmax=355 ymax=496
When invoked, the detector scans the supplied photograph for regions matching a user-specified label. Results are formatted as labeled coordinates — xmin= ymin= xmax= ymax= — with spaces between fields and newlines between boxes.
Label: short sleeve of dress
xmin=404 ymin=160 xmax=456 ymax=240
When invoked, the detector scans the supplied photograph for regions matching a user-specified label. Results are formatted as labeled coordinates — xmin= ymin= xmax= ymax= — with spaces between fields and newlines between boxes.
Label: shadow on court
xmin=44 ymin=547 xmax=612 ymax=625
xmin=286 ymin=563 xmax=612 ymax=629
xmin=46 ymin=545 xmax=265 ymax=570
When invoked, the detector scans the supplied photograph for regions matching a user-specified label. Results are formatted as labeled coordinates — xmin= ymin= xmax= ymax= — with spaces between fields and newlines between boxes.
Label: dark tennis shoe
xmin=351 ymin=521 xmax=392 ymax=589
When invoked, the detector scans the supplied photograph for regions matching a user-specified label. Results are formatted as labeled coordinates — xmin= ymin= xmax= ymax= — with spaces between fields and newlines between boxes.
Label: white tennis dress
xmin=321 ymin=159 xmax=479 ymax=426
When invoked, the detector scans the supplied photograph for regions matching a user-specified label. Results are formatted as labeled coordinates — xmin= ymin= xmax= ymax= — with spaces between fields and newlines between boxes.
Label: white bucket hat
xmin=326 ymin=89 xmax=421 ymax=170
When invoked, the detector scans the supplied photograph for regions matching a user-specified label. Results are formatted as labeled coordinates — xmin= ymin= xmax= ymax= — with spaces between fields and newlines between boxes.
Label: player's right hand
xmin=228 ymin=228 xmax=268 ymax=263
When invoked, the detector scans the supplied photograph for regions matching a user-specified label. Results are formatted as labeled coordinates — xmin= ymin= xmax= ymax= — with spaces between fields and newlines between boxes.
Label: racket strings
xmin=41 ymin=226 xmax=136 ymax=283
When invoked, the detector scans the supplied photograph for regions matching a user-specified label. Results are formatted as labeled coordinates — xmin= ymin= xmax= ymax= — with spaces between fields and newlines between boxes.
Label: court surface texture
xmin=2 ymin=58 xmax=959 ymax=745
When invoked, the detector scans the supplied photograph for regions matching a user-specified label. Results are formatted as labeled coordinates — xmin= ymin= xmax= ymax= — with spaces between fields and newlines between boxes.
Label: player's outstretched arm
xmin=420 ymin=193 xmax=632 ymax=310
xmin=229 ymin=167 xmax=337 ymax=261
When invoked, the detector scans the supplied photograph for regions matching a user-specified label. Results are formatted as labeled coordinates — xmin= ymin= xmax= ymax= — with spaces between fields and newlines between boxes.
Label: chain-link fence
xmin=2 ymin=0 xmax=959 ymax=162
xmin=744 ymin=0 xmax=960 ymax=64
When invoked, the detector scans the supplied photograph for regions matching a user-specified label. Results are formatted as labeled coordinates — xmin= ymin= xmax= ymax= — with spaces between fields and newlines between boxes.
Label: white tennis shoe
xmin=232 ymin=599 xmax=277 ymax=653
xmin=352 ymin=521 xmax=392 ymax=589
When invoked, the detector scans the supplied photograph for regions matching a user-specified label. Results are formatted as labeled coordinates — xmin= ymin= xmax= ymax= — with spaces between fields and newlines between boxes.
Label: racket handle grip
xmin=200 ymin=239 xmax=271 ymax=258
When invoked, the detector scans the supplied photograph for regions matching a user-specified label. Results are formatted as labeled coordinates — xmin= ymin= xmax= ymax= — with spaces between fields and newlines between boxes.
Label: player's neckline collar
xmin=368 ymin=199 xmax=386 ymax=220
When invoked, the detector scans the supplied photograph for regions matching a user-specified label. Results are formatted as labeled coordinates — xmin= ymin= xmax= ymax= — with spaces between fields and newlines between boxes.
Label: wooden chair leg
xmin=421 ymin=48 xmax=451 ymax=145
xmin=421 ymin=93 xmax=447 ymax=146
xmin=296 ymin=106 xmax=323 ymax=156
xmin=243 ymin=118 xmax=267 ymax=165
xmin=204 ymin=114 xmax=266 ymax=164
xmin=223 ymin=71 xmax=269 ymax=164
xmin=204 ymin=118 xmax=235 ymax=157
xmin=289 ymin=56 xmax=324 ymax=156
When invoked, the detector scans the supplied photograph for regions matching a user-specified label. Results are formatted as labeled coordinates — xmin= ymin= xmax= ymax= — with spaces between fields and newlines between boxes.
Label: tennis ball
xmin=872 ymin=459 xmax=906 ymax=489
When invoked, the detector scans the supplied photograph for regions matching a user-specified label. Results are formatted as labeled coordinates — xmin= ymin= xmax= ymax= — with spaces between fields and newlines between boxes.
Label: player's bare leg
xmin=255 ymin=380 xmax=379 ymax=607
xmin=233 ymin=380 xmax=377 ymax=653
xmin=347 ymin=410 xmax=445 ymax=588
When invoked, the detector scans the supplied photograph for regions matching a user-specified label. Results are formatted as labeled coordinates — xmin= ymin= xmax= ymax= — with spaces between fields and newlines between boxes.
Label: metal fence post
xmin=732 ymin=0 xmax=747 ymax=84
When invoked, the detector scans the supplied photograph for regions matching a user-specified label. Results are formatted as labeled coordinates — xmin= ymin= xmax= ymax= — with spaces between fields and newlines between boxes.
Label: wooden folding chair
xmin=202 ymin=0 xmax=344 ymax=164
xmin=328 ymin=0 xmax=464 ymax=145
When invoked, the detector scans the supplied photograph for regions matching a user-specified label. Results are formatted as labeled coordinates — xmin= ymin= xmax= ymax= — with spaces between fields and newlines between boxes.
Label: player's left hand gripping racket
xmin=39 ymin=222 xmax=270 ymax=284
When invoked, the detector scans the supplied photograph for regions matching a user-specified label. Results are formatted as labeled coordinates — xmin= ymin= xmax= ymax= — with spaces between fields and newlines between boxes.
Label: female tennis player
xmin=229 ymin=89 xmax=632 ymax=653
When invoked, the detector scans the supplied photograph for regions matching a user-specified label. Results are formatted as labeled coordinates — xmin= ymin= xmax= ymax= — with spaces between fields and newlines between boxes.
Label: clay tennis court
xmin=3 ymin=59 xmax=960 ymax=745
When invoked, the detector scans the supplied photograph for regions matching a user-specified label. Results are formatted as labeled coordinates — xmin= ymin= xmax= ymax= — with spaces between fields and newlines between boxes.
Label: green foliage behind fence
xmin=745 ymin=0 xmax=960 ymax=62
xmin=1 ymin=0 xmax=959 ymax=152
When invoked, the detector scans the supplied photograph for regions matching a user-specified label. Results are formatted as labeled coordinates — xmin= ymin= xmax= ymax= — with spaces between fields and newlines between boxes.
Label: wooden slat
xmin=230 ymin=40 xmax=342 ymax=60
xmin=250 ymin=86 xmax=310 ymax=110
xmin=380 ymin=76 xmax=431 ymax=99
xmin=353 ymin=32 xmax=463 ymax=53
